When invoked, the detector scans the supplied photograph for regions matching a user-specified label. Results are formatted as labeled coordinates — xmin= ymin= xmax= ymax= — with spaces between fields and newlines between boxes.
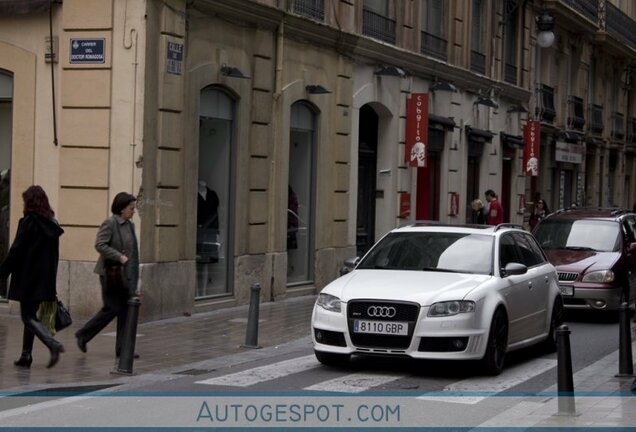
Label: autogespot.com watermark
xmin=196 ymin=400 xmax=401 ymax=425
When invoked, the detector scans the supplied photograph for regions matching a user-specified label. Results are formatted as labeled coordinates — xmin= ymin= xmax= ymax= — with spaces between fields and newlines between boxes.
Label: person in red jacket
xmin=485 ymin=189 xmax=503 ymax=225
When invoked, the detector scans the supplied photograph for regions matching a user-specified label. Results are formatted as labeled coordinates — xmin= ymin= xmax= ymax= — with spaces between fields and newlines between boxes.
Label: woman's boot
xmin=24 ymin=318 xmax=65 ymax=368
xmin=14 ymin=327 xmax=35 ymax=368
xmin=14 ymin=352 xmax=33 ymax=368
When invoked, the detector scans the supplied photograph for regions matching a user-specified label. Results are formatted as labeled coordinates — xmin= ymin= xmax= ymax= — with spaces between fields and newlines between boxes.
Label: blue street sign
xmin=70 ymin=38 xmax=105 ymax=64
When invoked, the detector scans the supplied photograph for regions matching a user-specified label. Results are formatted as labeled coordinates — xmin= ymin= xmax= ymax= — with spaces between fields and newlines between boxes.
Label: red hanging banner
xmin=523 ymin=120 xmax=540 ymax=176
xmin=405 ymin=93 xmax=429 ymax=167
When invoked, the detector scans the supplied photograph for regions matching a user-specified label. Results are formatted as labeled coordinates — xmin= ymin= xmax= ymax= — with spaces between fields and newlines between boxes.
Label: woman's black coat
xmin=0 ymin=212 xmax=64 ymax=302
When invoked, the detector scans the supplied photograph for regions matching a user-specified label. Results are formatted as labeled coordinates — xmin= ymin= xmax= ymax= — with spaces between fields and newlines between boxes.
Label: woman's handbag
xmin=55 ymin=298 xmax=73 ymax=331
xmin=105 ymin=260 xmax=129 ymax=292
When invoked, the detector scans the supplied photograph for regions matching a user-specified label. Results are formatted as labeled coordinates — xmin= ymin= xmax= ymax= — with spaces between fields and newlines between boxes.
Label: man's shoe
xmin=75 ymin=332 xmax=87 ymax=353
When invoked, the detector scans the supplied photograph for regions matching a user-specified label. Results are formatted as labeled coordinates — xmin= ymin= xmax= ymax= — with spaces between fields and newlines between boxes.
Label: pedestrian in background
xmin=529 ymin=199 xmax=550 ymax=230
xmin=471 ymin=199 xmax=486 ymax=224
xmin=0 ymin=185 xmax=65 ymax=368
xmin=485 ymin=189 xmax=503 ymax=225
xmin=75 ymin=192 xmax=139 ymax=359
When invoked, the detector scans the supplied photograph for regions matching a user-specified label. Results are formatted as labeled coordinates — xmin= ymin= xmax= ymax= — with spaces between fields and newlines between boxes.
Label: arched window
xmin=0 ymin=69 xmax=13 ymax=300
xmin=287 ymin=101 xmax=316 ymax=284
xmin=196 ymin=87 xmax=234 ymax=298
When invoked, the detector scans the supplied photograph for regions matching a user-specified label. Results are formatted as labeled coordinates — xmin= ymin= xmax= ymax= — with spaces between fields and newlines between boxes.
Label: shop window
xmin=0 ymin=69 xmax=12 ymax=301
xmin=362 ymin=0 xmax=396 ymax=44
xmin=291 ymin=0 xmax=324 ymax=21
xmin=196 ymin=87 xmax=234 ymax=298
xmin=288 ymin=101 xmax=316 ymax=285
xmin=421 ymin=0 xmax=447 ymax=61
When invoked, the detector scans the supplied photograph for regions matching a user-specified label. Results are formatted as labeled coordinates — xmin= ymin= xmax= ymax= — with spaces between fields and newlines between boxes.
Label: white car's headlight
xmin=581 ymin=270 xmax=615 ymax=283
xmin=317 ymin=293 xmax=342 ymax=312
xmin=428 ymin=300 xmax=475 ymax=317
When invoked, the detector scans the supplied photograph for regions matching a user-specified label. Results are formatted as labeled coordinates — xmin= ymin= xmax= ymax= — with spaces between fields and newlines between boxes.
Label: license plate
xmin=353 ymin=320 xmax=408 ymax=335
xmin=559 ymin=285 xmax=574 ymax=296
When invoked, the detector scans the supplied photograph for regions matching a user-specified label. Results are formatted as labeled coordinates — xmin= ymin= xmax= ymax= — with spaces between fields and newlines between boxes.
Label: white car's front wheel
xmin=481 ymin=308 xmax=508 ymax=375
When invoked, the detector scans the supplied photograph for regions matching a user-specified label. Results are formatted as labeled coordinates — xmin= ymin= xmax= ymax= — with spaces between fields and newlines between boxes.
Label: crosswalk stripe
xmin=417 ymin=358 xmax=557 ymax=404
xmin=304 ymin=372 xmax=404 ymax=393
xmin=195 ymin=355 xmax=320 ymax=387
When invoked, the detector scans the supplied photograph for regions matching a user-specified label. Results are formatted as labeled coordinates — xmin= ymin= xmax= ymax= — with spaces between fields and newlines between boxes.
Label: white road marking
xmin=417 ymin=358 xmax=557 ymax=404
xmin=195 ymin=355 xmax=320 ymax=387
xmin=304 ymin=372 xmax=404 ymax=393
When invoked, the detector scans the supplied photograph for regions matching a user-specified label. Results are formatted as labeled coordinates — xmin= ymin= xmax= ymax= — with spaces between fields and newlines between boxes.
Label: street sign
xmin=69 ymin=38 xmax=105 ymax=64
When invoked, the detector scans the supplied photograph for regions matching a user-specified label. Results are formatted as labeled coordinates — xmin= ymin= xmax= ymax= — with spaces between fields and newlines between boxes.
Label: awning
xmin=0 ymin=0 xmax=50 ymax=15
xmin=429 ymin=114 xmax=456 ymax=131
xmin=500 ymin=132 xmax=524 ymax=149
xmin=466 ymin=126 xmax=494 ymax=143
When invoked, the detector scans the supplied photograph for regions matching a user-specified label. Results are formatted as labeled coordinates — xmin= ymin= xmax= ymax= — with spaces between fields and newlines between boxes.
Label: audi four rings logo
xmin=367 ymin=306 xmax=396 ymax=318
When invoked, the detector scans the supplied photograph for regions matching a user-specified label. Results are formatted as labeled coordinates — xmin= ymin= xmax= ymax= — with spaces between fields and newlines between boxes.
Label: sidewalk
xmin=0 ymin=295 xmax=316 ymax=392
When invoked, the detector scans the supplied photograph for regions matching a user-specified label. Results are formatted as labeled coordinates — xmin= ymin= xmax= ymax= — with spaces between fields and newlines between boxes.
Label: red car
xmin=532 ymin=208 xmax=636 ymax=311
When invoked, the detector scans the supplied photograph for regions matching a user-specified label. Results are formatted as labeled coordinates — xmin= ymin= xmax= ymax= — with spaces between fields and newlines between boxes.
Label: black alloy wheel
xmin=481 ymin=308 xmax=508 ymax=375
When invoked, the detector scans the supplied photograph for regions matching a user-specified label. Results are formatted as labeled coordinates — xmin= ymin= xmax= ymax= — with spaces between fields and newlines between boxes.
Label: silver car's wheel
xmin=543 ymin=297 xmax=564 ymax=352
xmin=314 ymin=350 xmax=350 ymax=367
xmin=481 ymin=308 xmax=508 ymax=375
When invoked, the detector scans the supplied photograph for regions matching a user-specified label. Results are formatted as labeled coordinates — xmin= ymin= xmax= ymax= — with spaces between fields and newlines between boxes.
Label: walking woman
xmin=75 ymin=192 xmax=139 ymax=358
xmin=0 ymin=186 xmax=65 ymax=368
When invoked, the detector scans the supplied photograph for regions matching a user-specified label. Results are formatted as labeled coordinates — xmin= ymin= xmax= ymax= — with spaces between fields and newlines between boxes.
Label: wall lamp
xmin=475 ymin=96 xmax=499 ymax=109
xmin=536 ymin=10 xmax=555 ymax=48
xmin=374 ymin=65 xmax=407 ymax=78
xmin=430 ymin=81 xmax=457 ymax=92
xmin=220 ymin=65 xmax=250 ymax=79
xmin=305 ymin=84 xmax=332 ymax=94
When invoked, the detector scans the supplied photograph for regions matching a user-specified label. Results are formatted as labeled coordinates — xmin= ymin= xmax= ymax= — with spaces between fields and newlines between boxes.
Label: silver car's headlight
xmin=428 ymin=300 xmax=475 ymax=317
xmin=317 ymin=293 xmax=342 ymax=313
xmin=582 ymin=270 xmax=615 ymax=283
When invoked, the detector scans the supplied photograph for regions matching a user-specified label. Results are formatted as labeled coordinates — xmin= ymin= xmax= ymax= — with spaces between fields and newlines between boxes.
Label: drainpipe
xmin=122 ymin=0 xmax=139 ymax=194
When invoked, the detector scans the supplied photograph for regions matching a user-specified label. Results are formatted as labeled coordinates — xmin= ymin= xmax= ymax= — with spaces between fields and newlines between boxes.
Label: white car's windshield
xmin=534 ymin=219 xmax=620 ymax=252
xmin=357 ymin=232 xmax=493 ymax=275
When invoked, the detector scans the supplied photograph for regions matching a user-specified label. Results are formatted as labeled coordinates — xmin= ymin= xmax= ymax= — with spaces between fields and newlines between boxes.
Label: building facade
xmin=1 ymin=0 xmax=635 ymax=320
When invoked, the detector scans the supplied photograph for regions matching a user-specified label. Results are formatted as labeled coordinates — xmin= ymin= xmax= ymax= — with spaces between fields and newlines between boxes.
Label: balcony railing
xmin=563 ymin=0 xmax=598 ymax=23
xmin=611 ymin=112 xmax=625 ymax=141
xmin=291 ymin=0 xmax=325 ymax=21
xmin=536 ymin=84 xmax=556 ymax=123
xmin=607 ymin=3 xmax=636 ymax=53
xmin=362 ymin=8 xmax=396 ymax=45
xmin=470 ymin=50 xmax=486 ymax=75
xmin=504 ymin=63 xmax=517 ymax=85
xmin=589 ymin=104 xmax=604 ymax=135
xmin=567 ymin=95 xmax=585 ymax=131
xmin=421 ymin=31 xmax=448 ymax=61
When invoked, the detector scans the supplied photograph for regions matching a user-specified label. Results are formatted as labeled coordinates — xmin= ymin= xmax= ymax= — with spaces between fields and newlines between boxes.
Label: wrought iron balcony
xmin=567 ymin=95 xmax=585 ymax=131
xmin=606 ymin=3 xmax=636 ymax=53
xmin=536 ymin=84 xmax=556 ymax=123
xmin=291 ymin=0 xmax=325 ymax=21
xmin=611 ymin=112 xmax=625 ymax=141
xmin=362 ymin=8 xmax=396 ymax=45
xmin=588 ymin=104 xmax=604 ymax=135
xmin=421 ymin=31 xmax=448 ymax=61
xmin=562 ymin=0 xmax=598 ymax=23
xmin=470 ymin=50 xmax=486 ymax=75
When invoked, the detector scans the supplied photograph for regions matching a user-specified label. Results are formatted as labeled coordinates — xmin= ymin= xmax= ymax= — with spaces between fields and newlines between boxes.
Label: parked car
xmin=532 ymin=208 xmax=636 ymax=311
xmin=312 ymin=223 xmax=562 ymax=375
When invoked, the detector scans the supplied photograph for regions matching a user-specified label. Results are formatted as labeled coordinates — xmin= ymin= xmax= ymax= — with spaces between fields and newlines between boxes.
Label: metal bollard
xmin=556 ymin=324 xmax=576 ymax=415
xmin=616 ymin=302 xmax=634 ymax=377
xmin=242 ymin=283 xmax=262 ymax=349
xmin=113 ymin=296 xmax=141 ymax=375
